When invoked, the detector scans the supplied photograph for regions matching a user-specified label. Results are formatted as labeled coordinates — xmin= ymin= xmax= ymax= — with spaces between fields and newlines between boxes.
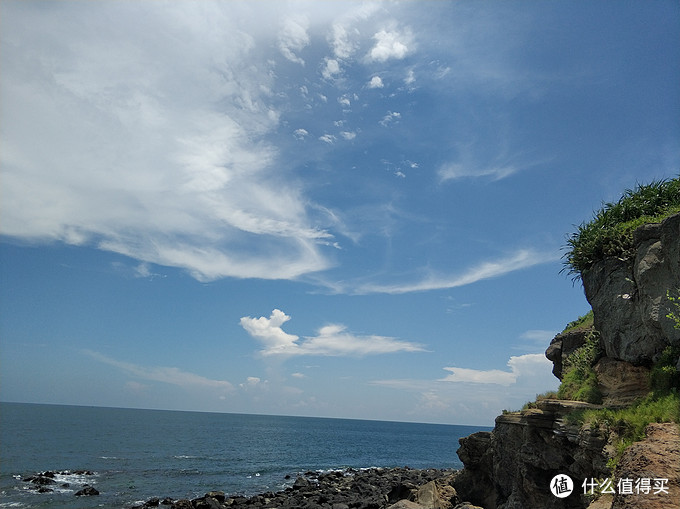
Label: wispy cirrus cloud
xmin=240 ymin=309 xmax=426 ymax=357
xmin=355 ymin=249 xmax=559 ymax=294
xmin=0 ymin=2 xmax=334 ymax=282
xmin=438 ymin=163 xmax=518 ymax=182
xmin=84 ymin=350 xmax=235 ymax=392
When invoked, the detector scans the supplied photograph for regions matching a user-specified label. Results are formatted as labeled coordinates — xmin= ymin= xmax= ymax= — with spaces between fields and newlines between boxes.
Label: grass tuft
xmin=563 ymin=177 xmax=680 ymax=281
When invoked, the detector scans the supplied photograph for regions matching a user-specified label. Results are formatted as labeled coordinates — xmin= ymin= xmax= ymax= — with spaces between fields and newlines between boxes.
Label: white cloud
xmin=322 ymin=57 xmax=342 ymax=80
xmin=379 ymin=111 xmax=401 ymax=126
xmin=340 ymin=131 xmax=357 ymax=140
xmin=239 ymin=309 xmax=300 ymax=355
xmin=440 ymin=366 xmax=517 ymax=386
xmin=0 ymin=2 xmax=334 ymax=282
xmin=330 ymin=23 xmax=356 ymax=59
xmin=240 ymin=309 xmax=426 ymax=357
xmin=85 ymin=350 xmax=235 ymax=392
xmin=294 ymin=128 xmax=309 ymax=140
xmin=367 ymin=28 xmax=412 ymax=62
xmin=371 ymin=352 xmax=559 ymax=424
xmin=338 ymin=94 xmax=352 ymax=108
xmin=278 ymin=15 xmax=310 ymax=65
xmin=319 ymin=134 xmax=337 ymax=144
xmin=357 ymin=249 xmax=559 ymax=294
xmin=368 ymin=76 xmax=384 ymax=89
xmin=438 ymin=163 xmax=518 ymax=182
xmin=239 ymin=376 xmax=269 ymax=391
xmin=440 ymin=353 xmax=551 ymax=386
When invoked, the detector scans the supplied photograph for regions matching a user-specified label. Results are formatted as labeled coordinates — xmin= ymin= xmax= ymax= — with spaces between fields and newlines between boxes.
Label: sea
xmin=0 ymin=403 xmax=489 ymax=509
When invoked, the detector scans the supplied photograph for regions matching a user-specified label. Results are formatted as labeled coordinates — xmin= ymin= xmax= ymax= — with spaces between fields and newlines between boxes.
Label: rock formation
xmin=454 ymin=400 xmax=610 ymax=509
xmin=454 ymin=213 xmax=680 ymax=509
xmin=582 ymin=212 xmax=680 ymax=366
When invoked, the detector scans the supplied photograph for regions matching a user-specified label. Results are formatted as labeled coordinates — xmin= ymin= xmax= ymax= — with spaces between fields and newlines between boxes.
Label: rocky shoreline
xmin=21 ymin=466 xmax=474 ymax=509
xmin=129 ymin=467 xmax=469 ymax=509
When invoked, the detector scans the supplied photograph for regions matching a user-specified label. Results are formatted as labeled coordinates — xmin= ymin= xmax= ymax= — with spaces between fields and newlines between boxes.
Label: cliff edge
xmin=454 ymin=209 xmax=680 ymax=509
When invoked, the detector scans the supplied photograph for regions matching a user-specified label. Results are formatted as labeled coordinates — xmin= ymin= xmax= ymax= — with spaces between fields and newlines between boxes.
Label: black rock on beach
xmin=130 ymin=467 xmax=473 ymax=509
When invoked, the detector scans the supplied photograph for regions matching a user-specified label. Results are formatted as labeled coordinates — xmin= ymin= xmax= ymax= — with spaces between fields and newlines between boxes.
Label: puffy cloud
xmin=322 ymin=57 xmax=342 ymax=80
xmin=319 ymin=134 xmax=337 ymax=144
xmin=240 ymin=309 xmax=426 ymax=357
xmin=294 ymin=128 xmax=310 ymax=140
xmin=240 ymin=309 xmax=300 ymax=355
xmin=368 ymin=76 xmax=384 ymax=88
xmin=367 ymin=28 xmax=412 ymax=62
xmin=372 ymin=352 xmax=559 ymax=424
xmin=340 ymin=131 xmax=357 ymax=140
xmin=278 ymin=15 xmax=310 ymax=65
xmin=440 ymin=353 xmax=552 ymax=386
xmin=379 ymin=111 xmax=401 ymax=126
xmin=338 ymin=94 xmax=352 ymax=108
xmin=330 ymin=23 xmax=356 ymax=59
xmin=239 ymin=376 xmax=269 ymax=391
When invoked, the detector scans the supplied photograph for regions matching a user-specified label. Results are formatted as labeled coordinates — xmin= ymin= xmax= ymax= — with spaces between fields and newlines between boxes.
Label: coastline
xmin=17 ymin=467 xmax=463 ymax=509
xmin=128 ymin=467 xmax=461 ymax=509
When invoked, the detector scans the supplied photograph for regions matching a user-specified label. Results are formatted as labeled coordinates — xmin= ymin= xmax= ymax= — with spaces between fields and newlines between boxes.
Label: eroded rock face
xmin=581 ymin=213 xmax=680 ymax=365
xmin=546 ymin=328 xmax=592 ymax=380
xmin=454 ymin=401 xmax=610 ymax=509
xmin=593 ymin=358 xmax=650 ymax=406
xmin=454 ymin=432 xmax=494 ymax=509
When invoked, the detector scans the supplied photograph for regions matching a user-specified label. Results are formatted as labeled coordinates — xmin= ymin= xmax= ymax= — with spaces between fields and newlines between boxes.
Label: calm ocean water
xmin=0 ymin=403 xmax=489 ymax=509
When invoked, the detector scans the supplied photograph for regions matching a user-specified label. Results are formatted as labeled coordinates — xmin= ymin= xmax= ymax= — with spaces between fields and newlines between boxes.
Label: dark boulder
xmin=75 ymin=485 xmax=99 ymax=496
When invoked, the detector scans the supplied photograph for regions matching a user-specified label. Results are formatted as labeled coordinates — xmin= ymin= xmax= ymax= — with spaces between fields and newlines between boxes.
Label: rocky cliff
xmin=582 ymin=212 xmax=680 ymax=367
xmin=454 ymin=213 xmax=680 ymax=509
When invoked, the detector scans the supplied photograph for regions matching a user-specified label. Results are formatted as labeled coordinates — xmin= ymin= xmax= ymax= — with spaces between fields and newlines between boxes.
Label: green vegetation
xmin=563 ymin=177 xmax=680 ymax=281
xmin=562 ymin=310 xmax=594 ymax=333
xmin=579 ymin=392 xmax=680 ymax=462
xmin=557 ymin=329 xmax=603 ymax=404
xmin=668 ymin=289 xmax=680 ymax=330
xmin=650 ymin=346 xmax=680 ymax=393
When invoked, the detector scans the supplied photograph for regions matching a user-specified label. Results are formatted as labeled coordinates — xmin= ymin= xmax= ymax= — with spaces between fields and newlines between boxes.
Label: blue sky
xmin=1 ymin=1 xmax=679 ymax=426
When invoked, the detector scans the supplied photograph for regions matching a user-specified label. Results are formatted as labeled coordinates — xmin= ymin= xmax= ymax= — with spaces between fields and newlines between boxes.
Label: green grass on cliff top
xmin=563 ymin=177 xmax=680 ymax=281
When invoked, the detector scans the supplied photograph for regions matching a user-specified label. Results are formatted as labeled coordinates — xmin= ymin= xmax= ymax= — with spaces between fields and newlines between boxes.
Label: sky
xmin=1 ymin=1 xmax=679 ymax=426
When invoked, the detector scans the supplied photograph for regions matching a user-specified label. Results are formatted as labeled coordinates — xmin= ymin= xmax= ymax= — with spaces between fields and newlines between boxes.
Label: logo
xmin=550 ymin=474 xmax=574 ymax=498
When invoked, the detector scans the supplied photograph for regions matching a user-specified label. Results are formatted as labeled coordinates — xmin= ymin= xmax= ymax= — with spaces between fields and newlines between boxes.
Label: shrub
xmin=650 ymin=345 xmax=680 ymax=394
xmin=557 ymin=329 xmax=603 ymax=403
xmin=563 ymin=177 xmax=680 ymax=281
xmin=668 ymin=289 xmax=680 ymax=330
